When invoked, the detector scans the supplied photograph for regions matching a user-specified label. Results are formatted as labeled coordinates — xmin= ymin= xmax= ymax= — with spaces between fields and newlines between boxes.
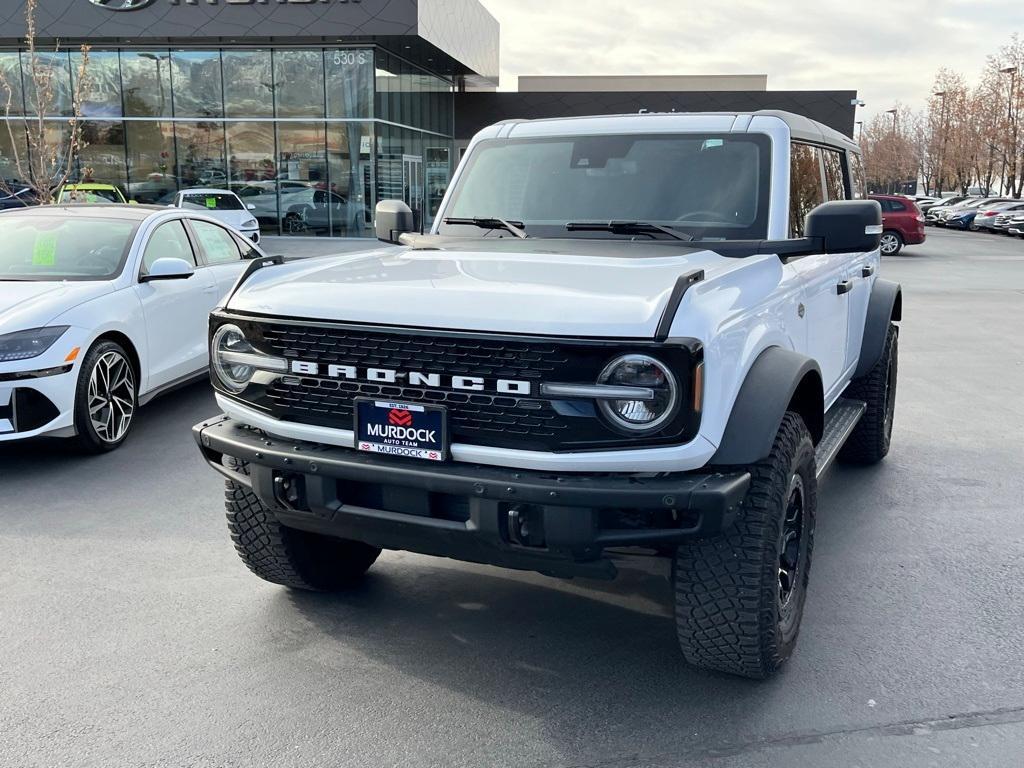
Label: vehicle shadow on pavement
xmin=270 ymin=554 xmax=784 ymax=758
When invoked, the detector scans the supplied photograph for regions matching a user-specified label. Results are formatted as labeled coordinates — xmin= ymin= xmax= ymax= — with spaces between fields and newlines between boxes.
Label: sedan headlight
xmin=0 ymin=326 xmax=69 ymax=363
xmin=242 ymin=218 xmax=258 ymax=229
xmin=211 ymin=324 xmax=287 ymax=393
xmin=597 ymin=354 xmax=679 ymax=432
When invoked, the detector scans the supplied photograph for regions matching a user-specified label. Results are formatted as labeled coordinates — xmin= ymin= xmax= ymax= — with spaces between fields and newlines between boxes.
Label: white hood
xmin=0 ymin=280 xmax=114 ymax=332
xmin=228 ymin=239 xmax=746 ymax=338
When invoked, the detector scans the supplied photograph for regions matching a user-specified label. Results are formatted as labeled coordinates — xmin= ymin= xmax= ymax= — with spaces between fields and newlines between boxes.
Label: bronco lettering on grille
xmin=288 ymin=361 xmax=534 ymax=396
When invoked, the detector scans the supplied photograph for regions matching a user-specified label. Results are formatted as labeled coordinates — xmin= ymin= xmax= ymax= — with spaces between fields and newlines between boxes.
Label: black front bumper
xmin=193 ymin=415 xmax=750 ymax=579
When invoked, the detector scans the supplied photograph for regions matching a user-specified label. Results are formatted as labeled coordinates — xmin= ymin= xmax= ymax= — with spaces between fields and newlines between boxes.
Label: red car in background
xmin=869 ymin=194 xmax=927 ymax=255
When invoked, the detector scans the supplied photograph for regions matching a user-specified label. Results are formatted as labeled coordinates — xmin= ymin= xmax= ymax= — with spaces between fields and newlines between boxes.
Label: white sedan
xmin=0 ymin=204 xmax=266 ymax=451
xmin=170 ymin=188 xmax=262 ymax=244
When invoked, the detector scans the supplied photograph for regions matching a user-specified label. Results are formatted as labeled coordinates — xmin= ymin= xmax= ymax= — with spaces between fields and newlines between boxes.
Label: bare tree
xmin=0 ymin=0 xmax=91 ymax=204
xmin=861 ymin=105 xmax=918 ymax=194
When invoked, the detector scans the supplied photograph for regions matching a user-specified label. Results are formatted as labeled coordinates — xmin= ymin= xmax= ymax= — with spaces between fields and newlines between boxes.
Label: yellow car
xmin=58 ymin=183 xmax=135 ymax=205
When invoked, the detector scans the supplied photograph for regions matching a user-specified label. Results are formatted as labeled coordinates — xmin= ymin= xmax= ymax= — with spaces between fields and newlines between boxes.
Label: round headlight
xmin=212 ymin=324 xmax=255 ymax=393
xmin=597 ymin=354 xmax=679 ymax=432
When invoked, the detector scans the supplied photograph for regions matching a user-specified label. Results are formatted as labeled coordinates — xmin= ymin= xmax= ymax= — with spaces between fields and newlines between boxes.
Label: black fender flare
xmin=710 ymin=347 xmax=824 ymax=466
xmin=854 ymin=279 xmax=902 ymax=379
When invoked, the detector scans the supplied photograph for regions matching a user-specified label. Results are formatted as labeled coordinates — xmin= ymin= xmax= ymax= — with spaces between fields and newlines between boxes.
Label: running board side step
xmin=815 ymin=398 xmax=867 ymax=479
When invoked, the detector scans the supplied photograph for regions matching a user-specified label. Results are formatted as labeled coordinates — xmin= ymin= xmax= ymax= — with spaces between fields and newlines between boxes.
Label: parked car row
xmin=922 ymin=195 xmax=1024 ymax=236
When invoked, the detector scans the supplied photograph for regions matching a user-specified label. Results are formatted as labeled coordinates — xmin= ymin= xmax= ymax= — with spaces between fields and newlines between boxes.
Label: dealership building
xmin=0 ymin=0 xmax=858 ymax=240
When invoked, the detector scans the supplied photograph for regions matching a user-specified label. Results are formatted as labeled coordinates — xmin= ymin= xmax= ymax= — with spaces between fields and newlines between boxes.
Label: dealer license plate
xmin=354 ymin=399 xmax=448 ymax=462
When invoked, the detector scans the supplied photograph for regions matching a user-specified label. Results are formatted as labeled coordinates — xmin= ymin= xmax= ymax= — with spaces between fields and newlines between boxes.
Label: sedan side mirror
xmin=804 ymin=200 xmax=883 ymax=254
xmin=139 ymin=257 xmax=194 ymax=283
xmin=375 ymin=199 xmax=416 ymax=244
xmin=247 ymin=203 xmax=256 ymax=210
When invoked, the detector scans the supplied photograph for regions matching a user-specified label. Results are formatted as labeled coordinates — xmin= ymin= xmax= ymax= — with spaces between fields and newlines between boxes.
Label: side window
xmin=789 ymin=143 xmax=825 ymax=237
xmin=192 ymin=220 xmax=242 ymax=264
xmin=822 ymin=149 xmax=846 ymax=201
xmin=889 ymin=199 xmax=907 ymax=212
xmin=140 ymin=220 xmax=197 ymax=275
xmin=848 ymin=152 xmax=867 ymax=199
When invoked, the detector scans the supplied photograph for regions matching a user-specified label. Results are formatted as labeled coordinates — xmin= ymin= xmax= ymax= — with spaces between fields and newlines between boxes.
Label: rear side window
xmin=192 ymin=220 xmax=242 ymax=264
xmin=848 ymin=152 xmax=867 ymax=199
xmin=822 ymin=149 xmax=846 ymax=201
xmin=888 ymin=199 xmax=907 ymax=212
xmin=789 ymin=143 xmax=824 ymax=237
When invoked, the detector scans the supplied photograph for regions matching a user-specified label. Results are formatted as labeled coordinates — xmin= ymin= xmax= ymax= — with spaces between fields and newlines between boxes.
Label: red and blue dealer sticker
xmin=354 ymin=399 xmax=448 ymax=462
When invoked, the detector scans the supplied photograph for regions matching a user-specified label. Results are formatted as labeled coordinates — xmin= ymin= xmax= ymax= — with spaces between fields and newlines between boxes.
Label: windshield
xmin=60 ymin=187 xmax=122 ymax=204
xmin=180 ymin=193 xmax=244 ymax=211
xmin=0 ymin=215 xmax=138 ymax=281
xmin=440 ymin=133 xmax=771 ymax=240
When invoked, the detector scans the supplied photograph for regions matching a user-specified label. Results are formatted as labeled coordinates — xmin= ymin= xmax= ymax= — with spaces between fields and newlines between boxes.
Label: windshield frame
xmin=0 ymin=214 xmax=142 ymax=282
xmin=437 ymin=132 xmax=773 ymax=242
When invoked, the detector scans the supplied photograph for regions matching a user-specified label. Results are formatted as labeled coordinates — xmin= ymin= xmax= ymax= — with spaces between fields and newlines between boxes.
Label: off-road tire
xmin=839 ymin=323 xmax=898 ymax=465
xmin=225 ymin=480 xmax=381 ymax=590
xmin=673 ymin=413 xmax=817 ymax=679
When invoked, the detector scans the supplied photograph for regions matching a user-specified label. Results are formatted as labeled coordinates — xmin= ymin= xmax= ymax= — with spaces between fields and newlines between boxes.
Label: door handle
xmin=836 ymin=280 xmax=853 ymax=295
xmin=861 ymin=265 xmax=875 ymax=278
xmin=203 ymin=285 xmax=219 ymax=294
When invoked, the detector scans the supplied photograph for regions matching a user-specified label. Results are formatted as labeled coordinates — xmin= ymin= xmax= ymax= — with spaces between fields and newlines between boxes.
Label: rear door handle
xmin=836 ymin=280 xmax=853 ymax=295
xmin=861 ymin=265 xmax=875 ymax=278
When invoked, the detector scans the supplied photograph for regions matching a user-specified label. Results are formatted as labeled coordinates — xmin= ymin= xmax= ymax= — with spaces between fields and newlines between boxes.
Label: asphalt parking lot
xmin=2 ymin=228 xmax=1023 ymax=767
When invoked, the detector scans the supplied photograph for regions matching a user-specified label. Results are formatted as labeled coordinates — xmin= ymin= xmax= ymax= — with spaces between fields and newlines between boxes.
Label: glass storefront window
xmin=77 ymin=121 xmax=127 ymax=192
xmin=1 ymin=43 xmax=453 ymax=237
xmin=325 ymin=49 xmax=373 ymax=119
xmin=21 ymin=51 xmax=72 ymax=116
xmin=226 ymin=122 xmax=278 ymax=236
xmin=0 ymin=52 xmax=24 ymax=116
xmin=125 ymin=120 xmax=177 ymax=203
xmin=171 ymin=51 xmax=223 ymax=118
xmin=375 ymin=52 xmax=395 ymax=123
xmin=0 ymin=124 xmax=28 ymax=182
xmin=121 ymin=51 xmax=172 ymax=117
xmin=327 ymin=122 xmax=374 ymax=236
xmin=277 ymin=122 xmax=328 ymax=235
xmin=274 ymin=51 xmax=324 ymax=118
xmin=74 ymin=51 xmax=122 ymax=118
xmin=175 ymin=121 xmax=226 ymax=189
xmin=223 ymin=50 xmax=273 ymax=118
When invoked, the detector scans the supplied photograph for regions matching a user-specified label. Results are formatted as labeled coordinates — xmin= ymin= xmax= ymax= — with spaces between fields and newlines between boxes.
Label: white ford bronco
xmin=193 ymin=111 xmax=901 ymax=679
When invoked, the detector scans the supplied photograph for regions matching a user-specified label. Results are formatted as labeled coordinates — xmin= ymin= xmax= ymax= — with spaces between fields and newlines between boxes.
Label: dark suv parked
xmin=870 ymin=194 xmax=926 ymax=255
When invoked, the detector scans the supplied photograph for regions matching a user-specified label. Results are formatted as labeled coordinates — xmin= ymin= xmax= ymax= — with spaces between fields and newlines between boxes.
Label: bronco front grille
xmin=220 ymin=315 xmax=700 ymax=452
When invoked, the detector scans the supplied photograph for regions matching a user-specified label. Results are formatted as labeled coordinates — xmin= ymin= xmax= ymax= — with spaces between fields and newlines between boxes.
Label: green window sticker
xmin=205 ymin=197 xmax=217 ymax=209
xmin=32 ymin=232 xmax=58 ymax=266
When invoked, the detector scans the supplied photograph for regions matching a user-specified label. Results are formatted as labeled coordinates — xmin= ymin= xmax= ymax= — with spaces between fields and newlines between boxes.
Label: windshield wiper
xmin=443 ymin=217 xmax=529 ymax=239
xmin=566 ymin=221 xmax=694 ymax=242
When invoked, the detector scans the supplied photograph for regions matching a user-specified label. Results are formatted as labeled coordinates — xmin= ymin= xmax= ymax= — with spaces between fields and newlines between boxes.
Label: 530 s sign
xmin=89 ymin=0 xmax=360 ymax=10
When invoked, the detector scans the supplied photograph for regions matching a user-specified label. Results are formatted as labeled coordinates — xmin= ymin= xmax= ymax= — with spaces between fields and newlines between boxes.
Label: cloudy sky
xmin=478 ymin=0 xmax=1024 ymax=120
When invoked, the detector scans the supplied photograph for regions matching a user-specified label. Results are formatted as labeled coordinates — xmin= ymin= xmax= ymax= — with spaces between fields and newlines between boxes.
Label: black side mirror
xmin=804 ymin=200 xmax=883 ymax=254
xmin=375 ymin=200 xmax=416 ymax=244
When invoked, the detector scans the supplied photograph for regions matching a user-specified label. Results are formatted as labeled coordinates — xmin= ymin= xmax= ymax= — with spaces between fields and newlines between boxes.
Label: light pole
xmin=886 ymin=108 xmax=899 ymax=194
xmin=856 ymin=121 xmax=864 ymax=143
xmin=934 ymin=91 xmax=946 ymax=196
xmin=1000 ymin=66 xmax=1018 ymax=196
